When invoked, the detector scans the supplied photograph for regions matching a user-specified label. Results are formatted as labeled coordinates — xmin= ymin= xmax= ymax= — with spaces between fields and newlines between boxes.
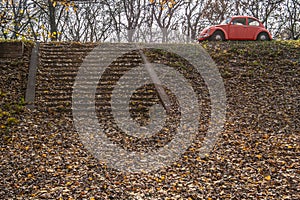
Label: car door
xmin=246 ymin=18 xmax=261 ymax=40
xmin=228 ymin=17 xmax=248 ymax=40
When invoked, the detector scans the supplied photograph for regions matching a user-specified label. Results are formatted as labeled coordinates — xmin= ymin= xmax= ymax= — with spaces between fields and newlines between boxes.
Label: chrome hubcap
xmin=260 ymin=35 xmax=267 ymax=40
xmin=215 ymin=35 xmax=222 ymax=40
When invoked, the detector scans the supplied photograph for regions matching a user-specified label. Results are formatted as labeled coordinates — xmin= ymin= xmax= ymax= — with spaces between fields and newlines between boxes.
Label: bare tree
xmin=31 ymin=0 xmax=73 ymax=41
xmin=284 ymin=0 xmax=300 ymax=39
xmin=0 ymin=0 xmax=14 ymax=39
xmin=122 ymin=0 xmax=148 ymax=42
xmin=0 ymin=0 xmax=35 ymax=39
xmin=183 ymin=0 xmax=209 ymax=42
xmin=149 ymin=0 xmax=184 ymax=42
xmin=103 ymin=0 xmax=124 ymax=42
xmin=136 ymin=2 xmax=156 ymax=42
xmin=82 ymin=3 xmax=112 ymax=42
xmin=202 ymin=0 xmax=232 ymax=24
xmin=239 ymin=0 xmax=284 ymax=28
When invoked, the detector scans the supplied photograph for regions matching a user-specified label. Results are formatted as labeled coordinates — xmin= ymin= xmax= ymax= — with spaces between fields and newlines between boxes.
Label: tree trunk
xmin=48 ymin=0 xmax=57 ymax=41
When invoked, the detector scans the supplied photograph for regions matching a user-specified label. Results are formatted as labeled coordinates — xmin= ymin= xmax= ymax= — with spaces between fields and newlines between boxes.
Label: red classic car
xmin=198 ymin=16 xmax=272 ymax=41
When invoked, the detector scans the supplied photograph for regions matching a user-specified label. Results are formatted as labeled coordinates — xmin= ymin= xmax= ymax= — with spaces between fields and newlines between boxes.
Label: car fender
xmin=255 ymin=29 xmax=272 ymax=40
xmin=210 ymin=27 xmax=228 ymax=39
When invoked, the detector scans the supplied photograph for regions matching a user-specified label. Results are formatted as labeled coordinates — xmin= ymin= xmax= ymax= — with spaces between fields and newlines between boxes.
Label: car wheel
xmin=209 ymin=31 xmax=225 ymax=41
xmin=257 ymin=32 xmax=270 ymax=41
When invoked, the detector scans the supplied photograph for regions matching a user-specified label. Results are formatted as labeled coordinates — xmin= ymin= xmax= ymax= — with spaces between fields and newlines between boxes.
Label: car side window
xmin=248 ymin=18 xmax=260 ymax=26
xmin=232 ymin=18 xmax=246 ymax=25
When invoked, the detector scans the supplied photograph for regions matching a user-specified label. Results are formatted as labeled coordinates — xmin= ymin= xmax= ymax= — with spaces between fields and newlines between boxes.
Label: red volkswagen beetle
xmin=198 ymin=16 xmax=272 ymax=41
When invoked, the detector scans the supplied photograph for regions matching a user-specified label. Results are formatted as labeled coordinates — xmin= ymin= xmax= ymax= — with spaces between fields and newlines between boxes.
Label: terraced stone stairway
xmin=35 ymin=42 xmax=209 ymax=114
xmin=34 ymin=42 xmax=210 ymax=157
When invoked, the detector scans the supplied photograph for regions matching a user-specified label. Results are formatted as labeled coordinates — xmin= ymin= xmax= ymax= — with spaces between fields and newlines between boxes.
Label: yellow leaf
xmin=25 ymin=146 xmax=30 ymax=150
xmin=256 ymin=154 xmax=262 ymax=159
xmin=66 ymin=181 xmax=72 ymax=186
xmin=264 ymin=175 xmax=271 ymax=181
xmin=42 ymin=153 xmax=47 ymax=158
xmin=53 ymin=1 xmax=56 ymax=7
xmin=189 ymin=147 xmax=195 ymax=151
xmin=242 ymin=146 xmax=249 ymax=151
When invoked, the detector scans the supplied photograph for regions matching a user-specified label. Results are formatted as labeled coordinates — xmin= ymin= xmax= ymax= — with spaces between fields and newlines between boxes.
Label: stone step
xmin=39 ymin=48 xmax=90 ymax=53
xmin=39 ymin=44 xmax=96 ymax=50
xmin=39 ymin=63 xmax=140 ymax=70
xmin=39 ymin=58 xmax=84 ymax=64
xmin=39 ymin=62 xmax=141 ymax=70
xmin=40 ymin=56 xmax=141 ymax=63
xmin=39 ymin=45 xmax=142 ymax=54
xmin=38 ymin=71 xmax=141 ymax=79
xmin=38 ymin=100 xmax=160 ymax=112
xmin=41 ymin=99 xmax=159 ymax=107
xmin=38 ymin=71 xmax=144 ymax=81
xmin=37 ymin=88 xmax=159 ymax=98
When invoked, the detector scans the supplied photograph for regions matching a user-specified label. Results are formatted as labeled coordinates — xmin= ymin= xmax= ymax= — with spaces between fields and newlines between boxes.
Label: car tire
xmin=257 ymin=32 xmax=270 ymax=41
xmin=209 ymin=31 xmax=225 ymax=41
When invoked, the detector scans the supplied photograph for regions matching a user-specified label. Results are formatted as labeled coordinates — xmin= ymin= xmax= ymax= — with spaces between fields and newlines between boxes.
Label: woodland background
xmin=0 ymin=0 xmax=299 ymax=43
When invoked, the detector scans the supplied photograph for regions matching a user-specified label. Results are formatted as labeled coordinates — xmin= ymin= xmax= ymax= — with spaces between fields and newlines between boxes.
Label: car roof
xmin=231 ymin=16 xmax=260 ymax=21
